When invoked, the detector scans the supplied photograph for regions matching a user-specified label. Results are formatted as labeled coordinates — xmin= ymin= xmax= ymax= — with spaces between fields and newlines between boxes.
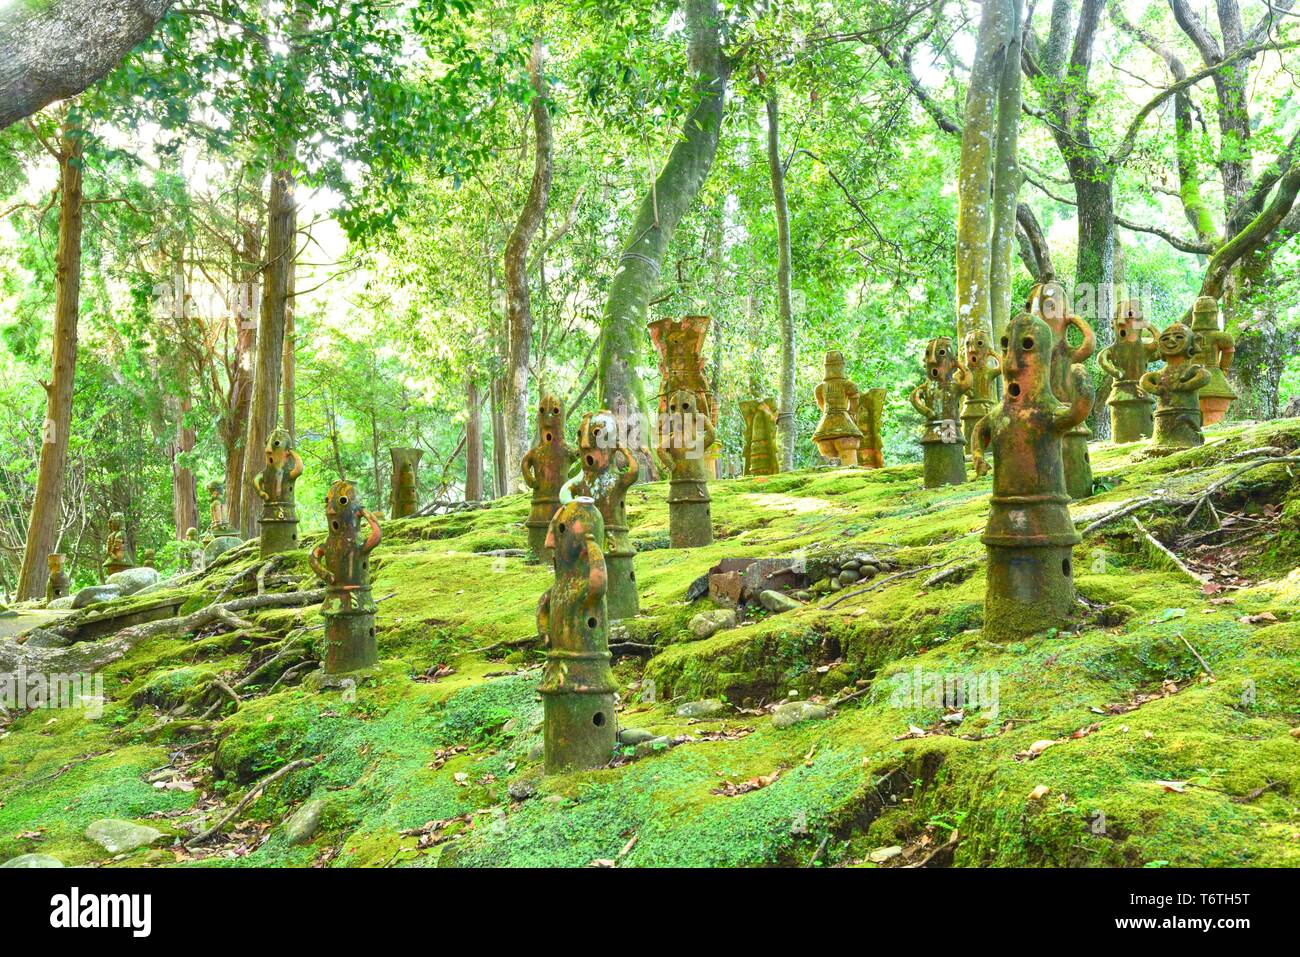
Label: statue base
xmin=543 ymin=692 xmax=618 ymax=774
xmin=667 ymin=483 xmax=713 ymax=548
xmin=605 ymin=551 xmax=640 ymax=620
xmin=259 ymin=518 xmax=299 ymax=556
xmin=103 ymin=562 xmax=133 ymax=578
xmin=984 ymin=543 xmax=1078 ymax=641
xmin=324 ymin=607 xmax=378 ymax=674
xmin=1152 ymin=406 xmax=1204 ymax=450
xmin=527 ymin=519 xmax=553 ymax=563
xmin=1199 ymin=396 xmax=1231 ymax=426
xmin=1062 ymin=429 xmax=1094 ymax=499
xmin=921 ymin=439 xmax=966 ymax=488
xmin=1108 ymin=391 xmax=1154 ymax=443
xmin=859 ymin=448 xmax=884 ymax=469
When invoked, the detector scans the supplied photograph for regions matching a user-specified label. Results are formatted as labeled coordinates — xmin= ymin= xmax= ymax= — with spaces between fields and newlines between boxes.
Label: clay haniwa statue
xmin=910 ymin=337 xmax=966 ymax=488
xmin=648 ymin=316 xmax=720 ymax=476
xmin=536 ymin=497 xmax=618 ymax=774
xmin=1188 ymin=295 xmax=1236 ymax=425
xmin=521 ymin=394 xmax=578 ymax=562
xmin=954 ymin=329 xmax=1002 ymax=451
xmin=656 ymin=388 xmax=716 ymax=548
xmin=103 ymin=512 xmax=132 ymax=577
xmin=1026 ymin=281 xmax=1095 ymax=499
xmin=562 ymin=410 xmax=640 ymax=620
xmin=1097 ymin=299 xmax=1159 ymax=443
xmin=812 ymin=351 xmax=863 ymax=466
xmin=389 ymin=447 xmax=423 ymax=519
xmin=310 ymin=480 xmax=382 ymax=674
xmin=855 ymin=388 xmax=887 ymax=469
xmin=207 ymin=480 xmax=232 ymax=539
xmin=740 ymin=397 xmax=780 ymax=476
xmin=974 ymin=312 xmax=1094 ymax=641
xmin=142 ymin=548 xmax=156 ymax=569
xmin=1141 ymin=323 xmax=1212 ymax=452
xmin=183 ymin=527 xmax=204 ymax=573
xmin=45 ymin=553 xmax=70 ymax=604
xmin=255 ymin=428 xmax=304 ymax=556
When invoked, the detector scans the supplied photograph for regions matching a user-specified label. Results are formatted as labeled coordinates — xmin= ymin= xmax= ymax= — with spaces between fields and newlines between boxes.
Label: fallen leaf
xmin=1239 ymin=612 xmax=1279 ymax=625
xmin=1157 ymin=780 xmax=1187 ymax=793
xmin=1028 ymin=785 xmax=1050 ymax=801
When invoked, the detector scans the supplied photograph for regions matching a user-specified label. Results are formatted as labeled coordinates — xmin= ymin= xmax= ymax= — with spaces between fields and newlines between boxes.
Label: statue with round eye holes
xmin=740 ymin=397 xmax=780 ymax=476
xmin=656 ymin=388 xmax=716 ymax=548
xmin=388 ymin=447 xmax=423 ymax=519
xmin=855 ymin=387 xmax=887 ymax=468
xmin=521 ymin=394 xmax=578 ymax=562
xmin=561 ymin=410 xmax=639 ymax=620
xmin=536 ymin=497 xmax=618 ymax=774
xmin=183 ymin=527 xmax=204 ymax=573
xmin=910 ymin=337 xmax=966 ymax=488
xmin=254 ymin=428 xmax=304 ymax=556
xmin=45 ymin=553 xmax=70 ymax=604
xmin=103 ymin=512 xmax=133 ymax=577
xmin=1188 ymin=295 xmax=1237 ymax=425
xmin=310 ymin=480 xmax=382 ymax=674
xmin=812 ymin=351 xmax=863 ymax=466
xmin=973 ymin=313 xmax=1094 ymax=641
xmin=1097 ymin=299 xmax=1159 ymax=443
xmin=648 ymin=316 xmax=721 ymax=477
xmin=1026 ymin=281 xmax=1096 ymax=499
xmin=206 ymin=480 xmax=232 ymax=539
xmin=954 ymin=329 xmax=1002 ymax=451
xmin=1141 ymin=323 xmax=1212 ymax=452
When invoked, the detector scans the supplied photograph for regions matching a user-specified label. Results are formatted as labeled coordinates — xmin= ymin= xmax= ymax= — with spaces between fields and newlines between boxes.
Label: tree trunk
xmin=170 ymin=384 xmax=198 ymax=541
xmin=503 ymin=41 xmax=553 ymax=496
xmin=239 ymin=154 xmax=295 ymax=537
xmin=490 ymin=376 xmax=508 ymax=498
xmin=596 ymin=0 xmax=730 ymax=422
xmin=281 ymin=253 xmax=296 ymax=442
xmin=988 ymin=0 xmax=1022 ymax=343
xmin=765 ymin=90 xmax=798 ymax=472
xmin=16 ymin=116 xmax=83 ymax=601
xmin=221 ymin=223 xmax=260 ymax=528
xmin=465 ymin=376 xmax=484 ymax=501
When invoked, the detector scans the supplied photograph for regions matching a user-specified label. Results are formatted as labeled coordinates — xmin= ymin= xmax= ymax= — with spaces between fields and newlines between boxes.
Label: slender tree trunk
xmin=465 ymin=376 xmax=484 ymax=501
xmin=222 ymin=224 xmax=259 ymax=527
xmin=240 ymin=153 xmax=295 ymax=536
xmin=765 ymin=90 xmax=798 ymax=471
xmin=281 ymin=254 xmax=296 ymax=442
xmin=503 ymin=40 xmax=553 ymax=495
xmin=989 ymin=0 xmax=1022 ymax=343
xmin=16 ymin=116 xmax=83 ymax=600
xmin=490 ymin=376 xmax=508 ymax=498
xmin=597 ymin=0 xmax=730 ymax=423
xmin=170 ymin=385 xmax=198 ymax=541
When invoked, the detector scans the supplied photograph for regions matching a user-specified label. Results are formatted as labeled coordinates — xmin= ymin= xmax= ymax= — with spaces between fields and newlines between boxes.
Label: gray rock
xmin=837 ymin=569 xmax=860 ymax=586
xmin=842 ymin=558 xmax=861 ymax=571
xmin=0 ymin=853 xmax=64 ymax=868
xmin=688 ymin=609 xmax=736 ymax=640
xmin=23 ymin=627 xmax=71 ymax=649
xmin=283 ymin=799 xmax=325 ymax=846
xmin=869 ymin=845 xmax=903 ymax=863
xmin=759 ymin=590 xmax=802 ymax=614
xmin=633 ymin=736 xmax=675 ymax=759
xmin=772 ymin=700 xmax=831 ymax=728
xmin=617 ymin=727 xmax=658 ymax=745
xmin=527 ymin=742 xmax=545 ymax=762
xmin=676 ymin=698 xmax=726 ymax=719
xmin=46 ymin=596 xmax=75 ymax=610
xmin=203 ymin=536 xmax=243 ymax=566
xmin=135 ymin=578 xmax=179 ymax=597
xmin=507 ymin=779 xmax=538 ymax=802
xmin=106 ymin=566 xmax=161 ymax=596
xmin=685 ymin=574 xmax=710 ymax=602
xmin=85 ymin=818 xmax=163 ymax=855
xmin=71 ymin=585 xmax=123 ymax=609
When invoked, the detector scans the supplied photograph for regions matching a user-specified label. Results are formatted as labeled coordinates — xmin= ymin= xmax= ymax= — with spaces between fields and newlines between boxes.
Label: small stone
xmin=837 ymin=569 xmax=859 ymax=586
xmin=771 ymin=700 xmax=830 ymax=728
xmin=793 ymin=590 xmax=812 ymax=602
xmin=23 ymin=628 xmax=71 ymax=649
xmin=46 ymin=596 xmax=75 ymax=610
xmin=71 ymin=585 xmax=123 ymax=609
xmin=1290 ymin=727 xmax=1300 ymax=740
xmin=0 ymin=853 xmax=64 ymax=868
xmin=685 ymin=574 xmax=710 ymax=602
xmin=829 ymin=578 xmax=842 ymax=591
xmin=203 ymin=535 xmax=243 ymax=566
xmin=618 ymin=727 xmax=658 ymax=745
xmin=508 ymin=779 xmax=538 ymax=802
xmin=284 ymin=799 xmax=325 ymax=846
xmin=527 ymin=742 xmax=545 ymax=762
xmin=676 ymin=699 xmax=726 ymax=718
xmin=759 ymin=590 xmax=801 ymax=613
xmin=106 ymin=566 xmax=161 ymax=596
xmin=85 ymin=819 xmax=163 ymax=855
xmin=688 ymin=609 xmax=736 ymax=639
xmin=869 ymin=845 xmax=902 ymax=863
xmin=842 ymin=559 xmax=861 ymax=571
xmin=633 ymin=736 xmax=675 ymax=759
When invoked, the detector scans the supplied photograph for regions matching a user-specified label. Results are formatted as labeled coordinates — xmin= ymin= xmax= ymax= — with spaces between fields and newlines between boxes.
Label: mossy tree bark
xmin=240 ymin=155 xmax=296 ymax=537
xmin=596 ymin=0 xmax=730 ymax=425
xmin=16 ymin=115 xmax=84 ymax=601
xmin=503 ymin=41 xmax=553 ymax=495
xmin=465 ymin=375 xmax=484 ymax=501
xmin=764 ymin=87 xmax=797 ymax=471
xmin=219 ymin=220 xmax=260 ymax=529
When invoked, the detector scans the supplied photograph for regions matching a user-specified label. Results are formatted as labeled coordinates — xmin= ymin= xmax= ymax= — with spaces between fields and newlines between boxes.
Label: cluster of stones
xmin=309 ymin=480 xmax=382 ymax=674
xmin=909 ymin=337 xmax=966 ymax=488
xmin=805 ymin=551 xmax=899 ymax=595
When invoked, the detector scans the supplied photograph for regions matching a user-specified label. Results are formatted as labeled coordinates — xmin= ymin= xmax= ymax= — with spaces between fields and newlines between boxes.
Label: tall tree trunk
xmin=222 ymin=223 xmax=260 ymax=527
xmin=16 ymin=116 xmax=83 ymax=600
xmin=281 ymin=253 xmax=296 ymax=442
xmin=597 ymin=0 xmax=730 ymax=423
xmin=989 ymin=0 xmax=1022 ymax=342
xmin=240 ymin=154 xmax=295 ymax=537
xmin=765 ymin=89 xmax=798 ymax=471
xmin=503 ymin=40 xmax=553 ymax=495
xmin=465 ymin=376 xmax=484 ymax=501
xmin=170 ymin=381 xmax=198 ymax=541
xmin=490 ymin=377 xmax=508 ymax=498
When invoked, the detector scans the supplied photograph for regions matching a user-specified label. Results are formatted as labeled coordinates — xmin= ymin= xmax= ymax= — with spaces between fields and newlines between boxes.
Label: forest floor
xmin=3 ymin=418 xmax=1300 ymax=868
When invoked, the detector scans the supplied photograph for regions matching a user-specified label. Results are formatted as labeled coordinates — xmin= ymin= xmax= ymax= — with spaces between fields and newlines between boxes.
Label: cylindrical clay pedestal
xmin=544 ymin=677 xmax=618 ymax=775
xmin=324 ymin=605 xmax=379 ymax=674
xmin=1062 ymin=426 xmax=1093 ymax=499
xmin=668 ymin=482 xmax=713 ymax=548
xmin=1108 ymin=387 xmax=1154 ymax=443
xmin=922 ymin=432 xmax=966 ymax=488
xmin=984 ymin=494 xmax=1079 ymax=640
xmin=260 ymin=519 xmax=299 ymax=557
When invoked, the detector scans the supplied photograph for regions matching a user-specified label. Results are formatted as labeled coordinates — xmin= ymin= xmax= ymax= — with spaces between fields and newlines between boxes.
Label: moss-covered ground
xmin=2 ymin=419 xmax=1299 ymax=867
